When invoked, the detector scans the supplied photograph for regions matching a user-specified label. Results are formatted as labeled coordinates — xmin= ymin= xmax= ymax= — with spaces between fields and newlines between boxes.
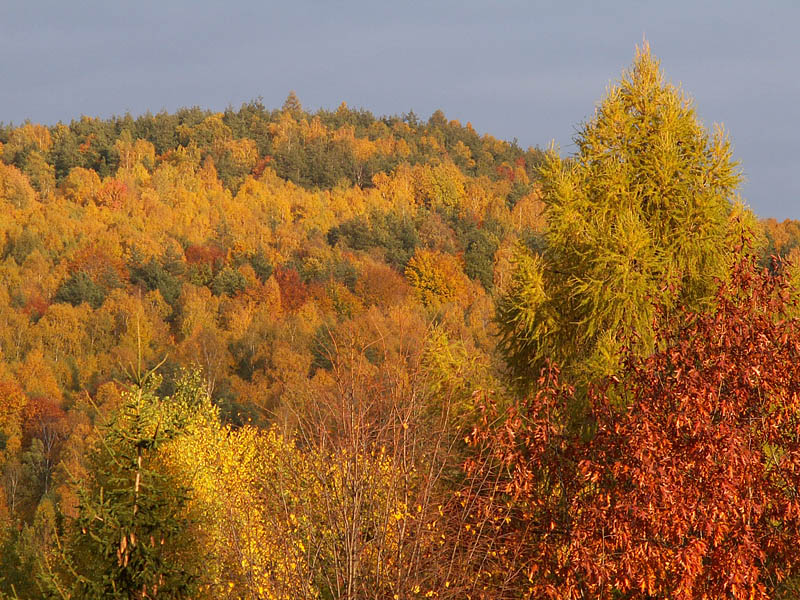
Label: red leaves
xmin=22 ymin=395 xmax=67 ymax=445
xmin=465 ymin=259 xmax=800 ymax=598
xmin=96 ymin=178 xmax=128 ymax=209
xmin=495 ymin=164 xmax=516 ymax=182
xmin=77 ymin=133 xmax=96 ymax=154
xmin=184 ymin=243 xmax=226 ymax=269
xmin=251 ymin=155 xmax=273 ymax=179
xmin=274 ymin=267 xmax=308 ymax=312
xmin=70 ymin=243 xmax=128 ymax=283
xmin=23 ymin=293 xmax=49 ymax=320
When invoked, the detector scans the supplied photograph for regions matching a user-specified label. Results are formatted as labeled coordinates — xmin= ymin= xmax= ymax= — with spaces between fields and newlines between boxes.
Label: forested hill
xmin=0 ymin=95 xmax=552 ymax=596
xmin=2 ymin=55 xmax=800 ymax=598
xmin=0 ymin=94 xmax=550 ymax=420
xmin=0 ymin=94 xmax=544 ymax=195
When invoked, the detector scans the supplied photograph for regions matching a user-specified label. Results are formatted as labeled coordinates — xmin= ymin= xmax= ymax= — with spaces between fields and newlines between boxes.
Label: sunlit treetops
xmin=1 ymin=46 xmax=799 ymax=600
xmin=0 ymin=96 xmax=545 ymax=195
xmin=496 ymin=43 xmax=753 ymax=387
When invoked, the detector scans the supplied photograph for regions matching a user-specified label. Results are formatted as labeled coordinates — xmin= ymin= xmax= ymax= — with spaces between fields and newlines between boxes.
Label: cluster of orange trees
xmin=1 ymin=44 xmax=799 ymax=599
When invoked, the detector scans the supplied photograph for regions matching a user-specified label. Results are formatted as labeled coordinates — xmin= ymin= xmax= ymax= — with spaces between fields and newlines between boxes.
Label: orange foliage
xmin=355 ymin=260 xmax=411 ymax=308
xmin=274 ymin=267 xmax=308 ymax=312
xmin=96 ymin=178 xmax=128 ymax=209
xmin=185 ymin=243 xmax=226 ymax=268
xmin=464 ymin=260 xmax=800 ymax=599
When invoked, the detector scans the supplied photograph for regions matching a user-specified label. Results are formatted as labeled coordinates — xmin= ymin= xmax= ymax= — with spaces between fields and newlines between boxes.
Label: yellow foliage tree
xmin=162 ymin=382 xmax=419 ymax=600
xmin=405 ymin=249 xmax=470 ymax=307
xmin=0 ymin=162 xmax=36 ymax=209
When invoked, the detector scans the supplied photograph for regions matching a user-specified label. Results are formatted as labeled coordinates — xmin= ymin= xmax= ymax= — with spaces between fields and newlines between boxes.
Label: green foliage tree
xmin=54 ymin=271 xmax=106 ymax=309
xmin=247 ymin=249 xmax=273 ymax=283
xmin=497 ymin=43 xmax=742 ymax=385
xmin=454 ymin=219 xmax=502 ymax=290
xmin=45 ymin=367 xmax=200 ymax=599
xmin=327 ymin=211 xmax=419 ymax=270
xmin=129 ymin=254 xmax=183 ymax=309
xmin=210 ymin=267 xmax=246 ymax=297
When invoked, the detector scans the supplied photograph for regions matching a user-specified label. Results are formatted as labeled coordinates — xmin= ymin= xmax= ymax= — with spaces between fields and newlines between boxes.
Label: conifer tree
xmin=497 ymin=42 xmax=742 ymax=385
xmin=44 ymin=365 xmax=201 ymax=599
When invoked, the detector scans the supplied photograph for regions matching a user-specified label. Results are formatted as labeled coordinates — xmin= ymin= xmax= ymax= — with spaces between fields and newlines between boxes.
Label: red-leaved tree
xmin=462 ymin=259 xmax=800 ymax=599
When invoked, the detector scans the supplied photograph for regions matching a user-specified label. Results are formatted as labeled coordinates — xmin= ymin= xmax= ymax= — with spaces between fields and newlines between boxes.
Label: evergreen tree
xmin=497 ymin=43 xmax=742 ymax=386
xmin=44 ymin=365 xmax=201 ymax=599
xmin=53 ymin=271 xmax=106 ymax=309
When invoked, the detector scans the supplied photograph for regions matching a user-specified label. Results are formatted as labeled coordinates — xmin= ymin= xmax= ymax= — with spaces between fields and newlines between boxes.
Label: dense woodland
xmin=1 ymin=45 xmax=800 ymax=599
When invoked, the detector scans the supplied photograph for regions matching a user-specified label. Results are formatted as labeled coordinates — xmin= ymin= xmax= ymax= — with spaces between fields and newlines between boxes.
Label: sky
xmin=2 ymin=0 xmax=798 ymax=219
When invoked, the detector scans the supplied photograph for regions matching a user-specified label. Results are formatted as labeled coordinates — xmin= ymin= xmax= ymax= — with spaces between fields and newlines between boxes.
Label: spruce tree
xmin=498 ymin=43 xmax=743 ymax=386
xmin=45 ymin=368 xmax=200 ymax=599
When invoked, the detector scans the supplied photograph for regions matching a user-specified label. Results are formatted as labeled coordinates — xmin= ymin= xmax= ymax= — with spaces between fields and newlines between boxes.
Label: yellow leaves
xmin=177 ymin=113 xmax=232 ymax=148
xmin=0 ymin=378 xmax=27 ymax=458
xmin=115 ymin=132 xmax=156 ymax=188
xmin=177 ymin=284 xmax=220 ymax=338
xmin=219 ymin=137 xmax=259 ymax=189
xmin=15 ymin=347 xmax=62 ymax=403
xmin=452 ymin=139 xmax=474 ymax=167
xmin=95 ymin=288 xmax=170 ymax=375
xmin=422 ymin=162 xmax=466 ymax=210
xmin=6 ymin=123 xmax=52 ymax=154
xmin=497 ymin=44 xmax=741 ymax=388
xmin=224 ymin=137 xmax=258 ymax=169
xmin=162 ymin=401 xmax=422 ymax=599
xmin=372 ymin=165 xmax=416 ymax=213
xmin=509 ymin=185 xmax=545 ymax=233
xmin=0 ymin=162 xmax=36 ymax=209
xmin=61 ymin=167 xmax=102 ymax=205
xmin=405 ymin=249 xmax=470 ymax=307
xmin=162 ymin=414 xmax=315 ymax=598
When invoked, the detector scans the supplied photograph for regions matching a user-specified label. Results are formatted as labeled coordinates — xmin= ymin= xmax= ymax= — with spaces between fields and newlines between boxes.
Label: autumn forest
xmin=1 ymin=45 xmax=800 ymax=599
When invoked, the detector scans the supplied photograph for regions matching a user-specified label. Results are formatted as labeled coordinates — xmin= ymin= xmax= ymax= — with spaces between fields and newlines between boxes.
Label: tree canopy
xmin=498 ymin=43 xmax=743 ymax=386
xmin=1 ymin=44 xmax=798 ymax=600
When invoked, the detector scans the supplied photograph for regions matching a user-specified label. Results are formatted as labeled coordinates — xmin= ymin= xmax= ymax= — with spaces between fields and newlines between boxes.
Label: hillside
xmin=2 ymin=49 xmax=800 ymax=599
xmin=0 ymin=94 xmax=549 ymax=417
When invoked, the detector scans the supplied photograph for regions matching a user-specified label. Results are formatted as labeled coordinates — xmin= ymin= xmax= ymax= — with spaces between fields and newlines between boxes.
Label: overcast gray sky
xmin=2 ymin=1 xmax=798 ymax=218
